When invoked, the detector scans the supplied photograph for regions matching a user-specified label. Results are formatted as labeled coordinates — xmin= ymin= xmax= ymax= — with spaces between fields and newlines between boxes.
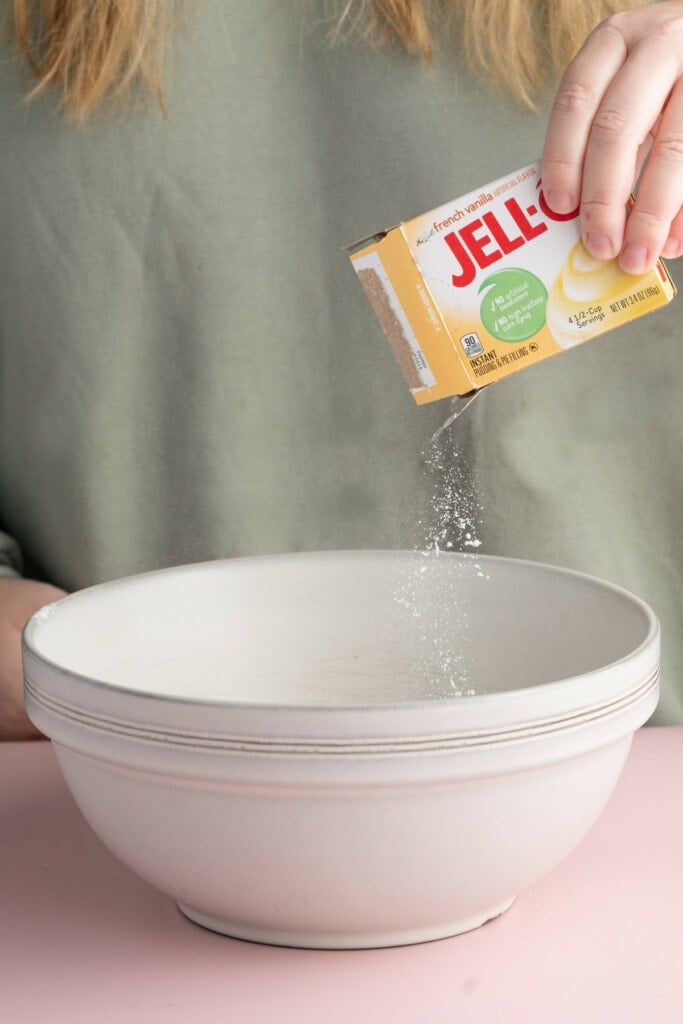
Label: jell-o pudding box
xmin=347 ymin=162 xmax=676 ymax=403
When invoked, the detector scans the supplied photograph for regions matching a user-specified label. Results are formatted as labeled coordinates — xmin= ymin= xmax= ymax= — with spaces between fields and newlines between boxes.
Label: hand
xmin=0 ymin=578 xmax=67 ymax=741
xmin=541 ymin=1 xmax=683 ymax=274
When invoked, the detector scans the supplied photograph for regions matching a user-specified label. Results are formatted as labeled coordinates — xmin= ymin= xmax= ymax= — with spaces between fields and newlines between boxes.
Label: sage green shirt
xmin=1 ymin=1 xmax=681 ymax=721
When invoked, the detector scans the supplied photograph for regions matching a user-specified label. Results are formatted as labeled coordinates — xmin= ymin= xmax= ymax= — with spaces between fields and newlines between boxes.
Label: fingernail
xmin=620 ymin=242 xmax=648 ymax=274
xmin=585 ymin=232 xmax=614 ymax=259
xmin=546 ymin=189 xmax=573 ymax=213
xmin=662 ymin=237 xmax=681 ymax=259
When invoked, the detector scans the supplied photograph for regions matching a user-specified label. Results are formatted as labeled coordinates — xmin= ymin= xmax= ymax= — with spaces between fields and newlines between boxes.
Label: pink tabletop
xmin=1 ymin=728 xmax=682 ymax=1023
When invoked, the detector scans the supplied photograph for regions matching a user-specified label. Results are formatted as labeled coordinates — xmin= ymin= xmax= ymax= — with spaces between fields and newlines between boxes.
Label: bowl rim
xmin=22 ymin=550 xmax=660 ymax=719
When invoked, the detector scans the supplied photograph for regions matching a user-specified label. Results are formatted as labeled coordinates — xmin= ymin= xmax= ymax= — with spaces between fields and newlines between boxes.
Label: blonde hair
xmin=11 ymin=0 xmax=642 ymax=120
xmin=10 ymin=0 xmax=176 ymax=119
xmin=344 ymin=0 xmax=645 ymax=108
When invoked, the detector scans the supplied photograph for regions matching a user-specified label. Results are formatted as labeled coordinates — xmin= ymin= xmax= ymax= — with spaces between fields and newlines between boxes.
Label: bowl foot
xmin=176 ymin=896 xmax=515 ymax=949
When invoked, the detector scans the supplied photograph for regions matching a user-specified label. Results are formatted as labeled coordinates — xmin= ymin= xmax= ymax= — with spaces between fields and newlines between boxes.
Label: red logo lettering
xmin=536 ymin=180 xmax=580 ymax=222
xmin=444 ymin=231 xmax=476 ymax=288
xmin=444 ymin=189 xmax=566 ymax=288
xmin=460 ymin=219 xmax=502 ymax=269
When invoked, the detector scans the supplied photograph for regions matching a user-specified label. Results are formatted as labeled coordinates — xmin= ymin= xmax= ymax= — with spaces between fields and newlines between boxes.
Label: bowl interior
xmin=26 ymin=552 xmax=653 ymax=706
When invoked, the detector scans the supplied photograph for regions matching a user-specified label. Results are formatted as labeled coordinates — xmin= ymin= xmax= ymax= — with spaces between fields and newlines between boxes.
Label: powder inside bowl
xmin=29 ymin=552 xmax=653 ymax=709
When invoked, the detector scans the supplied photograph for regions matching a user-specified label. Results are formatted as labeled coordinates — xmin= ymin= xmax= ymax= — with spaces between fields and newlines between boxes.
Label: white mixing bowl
xmin=23 ymin=551 xmax=659 ymax=948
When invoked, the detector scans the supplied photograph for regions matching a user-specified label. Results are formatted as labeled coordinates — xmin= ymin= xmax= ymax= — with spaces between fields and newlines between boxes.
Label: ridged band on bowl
xmin=24 ymin=667 xmax=658 ymax=756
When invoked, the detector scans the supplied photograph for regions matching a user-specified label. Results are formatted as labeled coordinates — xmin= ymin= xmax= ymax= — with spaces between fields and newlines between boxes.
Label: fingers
xmin=620 ymin=78 xmax=683 ymax=272
xmin=542 ymin=7 xmax=683 ymax=274
xmin=582 ymin=41 xmax=679 ymax=267
xmin=662 ymin=206 xmax=683 ymax=257
xmin=542 ymin=21 xmax=628 ymax=215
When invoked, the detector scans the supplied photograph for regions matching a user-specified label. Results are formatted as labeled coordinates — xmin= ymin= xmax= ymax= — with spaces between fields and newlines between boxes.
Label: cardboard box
xmin=347 ymin=162 xmax=676 ymax=404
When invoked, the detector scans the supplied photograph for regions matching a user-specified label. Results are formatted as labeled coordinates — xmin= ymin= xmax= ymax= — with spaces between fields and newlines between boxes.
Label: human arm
xmin=0 ymin=578 xmax=67 ymax=740
xmin=541 ymin=0 xmax=683 ymax=274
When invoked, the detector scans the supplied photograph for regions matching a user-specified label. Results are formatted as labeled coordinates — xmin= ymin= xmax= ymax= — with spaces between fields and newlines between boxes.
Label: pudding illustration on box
xmin=347 ymin=162 xmax=675 ymax=403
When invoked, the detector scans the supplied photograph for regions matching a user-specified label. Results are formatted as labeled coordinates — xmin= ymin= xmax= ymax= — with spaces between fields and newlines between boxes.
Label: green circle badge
xmin=479 ymin=268 xmax=548 ymax=343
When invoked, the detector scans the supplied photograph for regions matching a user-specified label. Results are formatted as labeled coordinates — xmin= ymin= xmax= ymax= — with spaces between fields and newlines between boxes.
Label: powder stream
xmin=393 ymin=395 xmax=488 ymax=697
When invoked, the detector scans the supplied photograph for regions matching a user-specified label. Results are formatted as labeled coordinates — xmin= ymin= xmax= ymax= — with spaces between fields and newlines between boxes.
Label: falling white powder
xmin=430 ymin=392 xmax=480 ymax=443
xmin=393 ymin=395 xmax=489 ymax=697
